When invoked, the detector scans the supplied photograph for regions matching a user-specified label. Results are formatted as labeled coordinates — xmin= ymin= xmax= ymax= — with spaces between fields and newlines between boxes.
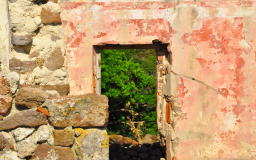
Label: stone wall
xmin=0 ymin=80 xmax=109 ymax=159
xmin=8 ymin=0 xmax=67 ymax=85
xmin=0 ymin=0 xmax=109 ymax=159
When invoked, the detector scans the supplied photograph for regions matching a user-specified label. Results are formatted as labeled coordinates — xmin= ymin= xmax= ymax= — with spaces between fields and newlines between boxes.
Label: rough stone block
xmin=41 ymin=7 xmax=61 ymax=25
xmin=53 ymin=130 xmax=74 ymax=147
xmin=15 ymin=87 xmax=48 ymax=109
xmin=0 ymin=77 xmax=12 ymax=116
xmin=43 ymin=94 xmax=108 ymax=128
xmin=31 ymin=144 xmax=75 ymax=160
xmin=9 ymin=58 xmax=37 ymax=73
xmin=44 ymin=48 xmax=64 ymax=71
xmin=12 ymin=33 xmax=32 ymax=46
xmin=74 ymin=128 xmax=109 ymax=160
xmin=0 ymin=110 xmax=48 ymax=131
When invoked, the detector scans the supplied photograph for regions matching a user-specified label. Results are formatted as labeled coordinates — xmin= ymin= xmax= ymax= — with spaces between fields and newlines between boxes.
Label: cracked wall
xmin=62 ymin=0 xmax=256 ymax=160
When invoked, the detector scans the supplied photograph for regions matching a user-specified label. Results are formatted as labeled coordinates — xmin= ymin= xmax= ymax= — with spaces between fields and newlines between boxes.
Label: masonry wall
xmin=62 ymin=0 xmax=256 ymax=160
xmin=0 ymin=0 xmax=109 ymax=159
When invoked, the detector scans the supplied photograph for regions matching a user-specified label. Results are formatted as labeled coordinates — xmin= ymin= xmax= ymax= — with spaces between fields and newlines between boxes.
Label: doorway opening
xmin=94 ymin=42 xmax=170 ymax=160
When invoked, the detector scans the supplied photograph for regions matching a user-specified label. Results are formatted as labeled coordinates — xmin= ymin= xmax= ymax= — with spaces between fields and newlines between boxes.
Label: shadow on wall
xmin=110 ymin=142 xmax=166 ymax=160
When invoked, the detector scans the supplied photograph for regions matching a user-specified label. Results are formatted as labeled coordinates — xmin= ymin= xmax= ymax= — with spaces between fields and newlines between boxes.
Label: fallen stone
xmin=141 ymin=134 xmax=160 ymax=144
xmin=43 ymin=94 xmax=108 ymax=128
xmin=0 ymin=151 xmax=24 ymax=160
xmin=0 ymin=110 xmax=48 ymax=131
xmin=9 ymin=58 xmax=37 ymax=73
xmin=12 ymin=33 xmax=32 ymax=46
xmin=74 ymin=128 xmax=108 ymax=160
xmin=109 ymin=134 xmax=139 ymax=146
xmin=15 ymin=87 xmax=48 ymax=109
xmin=17 ymin=125 xmax=53 ymax=158
xmin=44 ymin=48 xmax=64 ymax=71
xmin=41 ymin=4 xmax=61 ymax=25
xmin=0 ymin=77 xmax=12 ymax=116
xmin=11 ymin=127 xmax=35 ymax=142
xmin=31 ymin=144 xmax=75 ymax=160
xmin=53 ymin=130 xmax=74 ymax=147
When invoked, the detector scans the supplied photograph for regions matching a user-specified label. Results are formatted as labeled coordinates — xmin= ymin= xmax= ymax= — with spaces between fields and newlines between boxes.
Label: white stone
xmin=6 ymin=72 xmax=20 ymax=94
xmin=17 ymin=125 xmax=53 ymax=158
xmin=8 ymin=0 xmax=41 ymax=34
xmin=11 ymin=127 xmax=35 ymax=142
xmin=0 ymin=151 xmax=24 ymax=160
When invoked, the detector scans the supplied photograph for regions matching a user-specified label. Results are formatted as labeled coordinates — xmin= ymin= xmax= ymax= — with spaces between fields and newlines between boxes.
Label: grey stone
xmin=74 ymin=128 xmax=108 ymax=160
xmin=0 ymin=109 xmax=48 ymax=131
xmin=9 ymin=58 xmax=37 ymax=73
xmin=12 ymin=33 xmax=32 ymax=46
xmin=44 ymin=48 xmax=64 ymax=71
xmin=43 ymin=94 xmax=108 ymax=128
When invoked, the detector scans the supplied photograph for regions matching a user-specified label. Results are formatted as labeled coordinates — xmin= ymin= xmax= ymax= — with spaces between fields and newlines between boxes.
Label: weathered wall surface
xmin=62 ymin=1 xmax=256 ymax=159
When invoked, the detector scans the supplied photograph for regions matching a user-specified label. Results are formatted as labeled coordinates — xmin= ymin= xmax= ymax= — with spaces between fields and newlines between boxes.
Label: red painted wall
xmin=62 ymin=1 xmax=256 ymax=159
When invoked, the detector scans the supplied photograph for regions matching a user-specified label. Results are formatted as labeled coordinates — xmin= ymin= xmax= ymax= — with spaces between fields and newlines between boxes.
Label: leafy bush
xmin=101 ymin=49 xmax=157 ymax=139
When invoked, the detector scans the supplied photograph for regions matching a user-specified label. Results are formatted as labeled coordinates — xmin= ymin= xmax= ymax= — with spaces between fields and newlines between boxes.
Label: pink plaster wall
xmin=62 ymin=1 xmax=256 ymax=159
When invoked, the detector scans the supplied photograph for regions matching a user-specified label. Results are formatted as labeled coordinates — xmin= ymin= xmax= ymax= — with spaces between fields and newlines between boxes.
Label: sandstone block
xmin=53 ymin=130 xmax=74 ymax=147
xmin=43 ymin=94 xmax=108 ymax=128
xmin=0 ymin=110 xmax=48 ymax=131
xmin=41 ymin=7 xmax=61 ymax=25
xmin=31 ymin=144 xmax=75 ymax=160
xmin=12 ymin=33 xmax=32 ymax=46
xmin=20 ymin=84 xmax=70 ymax=96
xmin=0 ymin=77 xmax=12 ymax=116
xmin=44 ymin=48 xmax=64 ymax=71
xmin=74 ymin=128 xmax=109 ymax=160
xmin=15 ymin=87 xmax=48 ymax=109
xmin=9 ymin=58 xmax=37 ymax=73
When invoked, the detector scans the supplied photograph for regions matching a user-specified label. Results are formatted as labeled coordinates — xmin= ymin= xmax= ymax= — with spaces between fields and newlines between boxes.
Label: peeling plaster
xmin=62 ymin=1 xmax=256 ymax=159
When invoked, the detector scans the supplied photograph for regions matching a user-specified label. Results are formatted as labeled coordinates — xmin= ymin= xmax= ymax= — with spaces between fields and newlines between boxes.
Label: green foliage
xmin=101 ymin=49 xmax=157 ymax=138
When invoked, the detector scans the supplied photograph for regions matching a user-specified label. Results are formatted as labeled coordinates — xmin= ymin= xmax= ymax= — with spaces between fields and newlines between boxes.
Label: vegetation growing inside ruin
xmin=101 ymin=49 xmax=157 ymax=140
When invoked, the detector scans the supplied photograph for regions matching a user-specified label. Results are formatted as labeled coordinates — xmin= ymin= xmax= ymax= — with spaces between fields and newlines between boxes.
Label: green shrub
xmin=101 ymin=49 xmax=157 ymax=138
